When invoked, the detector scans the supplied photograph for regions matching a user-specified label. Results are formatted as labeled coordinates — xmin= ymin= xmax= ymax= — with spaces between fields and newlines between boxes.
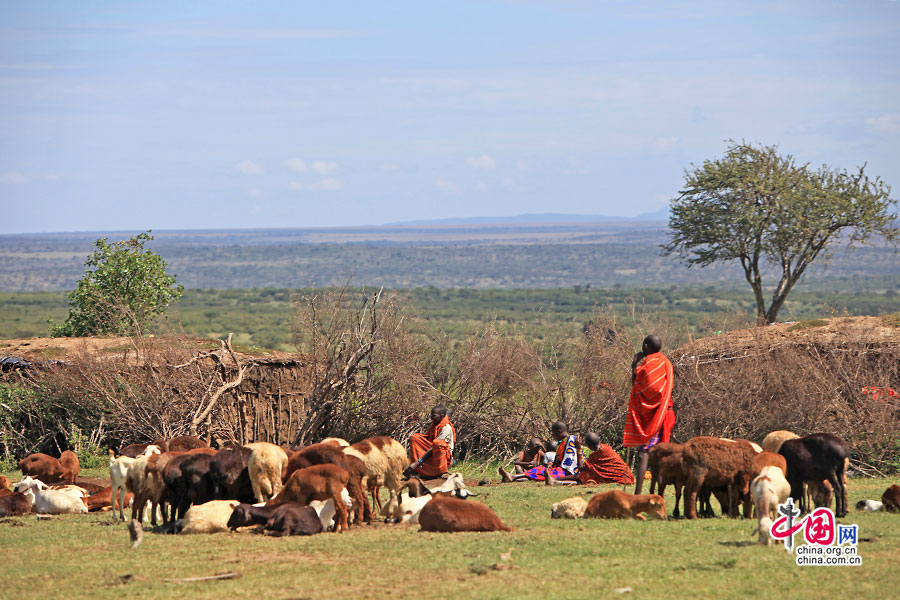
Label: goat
xmin=0 ymin=475 xmax=11 ymax=490
xmin=110 ymin=450 xmax=137 ymax=521
xmin=585 ymin=490 xmax=667 ymax=520
xmin=270 ymin=464 xmax=351 ymax=532
xmin=0 ymin=491 xmax=30 ymax=517
xmin=85 ymin=486 xmax=135 ymax=512
xmin=856 ymin=499 xmax=884 ymax=512
xmin=151 ymin=435 xmax=208 ymax=453
xmin=343 ymin=436 xmax=408 ymax=513
xmin=177 ymin=500 xmax=241 ymax=534
xmin=779 ymin=433 xmax=850 ymax=517
xmin=246 ymin=442 xmax=289 ymax=503
xmin=883 ymin=484 xmax=900 ymax=513
xmin=18 ymin=479 xmax=88 ymax=514
xmin=418 ymin=495 xmax=511 ymax=532
xmin=285 ymin=442 xmax=372 ymax=524
xmin=761 ymin=430 xmax=799 ymax=453
xmin=18 ymin=453 xmax=72 ymax=484
xmin=682 ymin=436 xmax=756 ymax=519
xmin=551 ymin=496 xmax=589 ymax=519
xmin=59 ymin=450 xmax=80 ymax=483
xmin=381 ymin=473 xmax=474 ymax=523
xmin=751 ymin=451 xmax=787 ymax=478
xmin=208 ymin=445 xmax=254 ymax=503
xmin=751 ymin=466 xmax=791 ymax=545
xmin=648 ymin=442 xmax=685 ymax=517
xmin=265 ymin=503 xmax=325 ymax=536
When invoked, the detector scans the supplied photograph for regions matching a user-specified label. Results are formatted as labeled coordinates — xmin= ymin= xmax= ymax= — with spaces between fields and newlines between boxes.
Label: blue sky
xmin=1 ymin=0 xmax=898 ymax=233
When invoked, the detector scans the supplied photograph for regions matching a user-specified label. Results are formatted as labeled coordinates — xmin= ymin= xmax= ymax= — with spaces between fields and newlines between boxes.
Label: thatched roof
xmin=672 ymin=315 xmax=900 ymax=367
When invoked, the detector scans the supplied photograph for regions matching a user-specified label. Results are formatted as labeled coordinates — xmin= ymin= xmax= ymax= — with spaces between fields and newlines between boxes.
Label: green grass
xmin=1 ymin=464 xmax=898 ymax=599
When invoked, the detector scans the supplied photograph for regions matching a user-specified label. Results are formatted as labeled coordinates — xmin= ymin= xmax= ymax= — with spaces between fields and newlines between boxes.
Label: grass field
xmin=2 ymin=464 xmax=898 ymax=600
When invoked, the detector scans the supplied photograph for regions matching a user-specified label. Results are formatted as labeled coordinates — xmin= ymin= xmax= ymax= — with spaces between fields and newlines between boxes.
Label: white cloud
xmin=235 ymin=160 xmax=264 ymax=175
xmin=311 ymin=160 xmax=339 ymax=174
xmin=379 ymin=162 xmax=400 ymax=171
xmin=290 ymin=178 xmax=344 ymax=192
xmin=284 ymin=158 xmax=307 ymax=173
xmin=1 ymin=171 xmax=28 ymax=184
xmin=248 ymin=188 xmax=262 ymax=198
xmin=474 ymin=182 xmax=488 ymax=192
xmin=515 ymin=159 xmax=530 ymax=171
xmin=865 ymin=114 xmax=900 ymax=135
xmin=465 ymin=155 xmax=496 ymax=169
xmin=46 ymin=174 xmax=59 ymax=181
xmin=650 ymin=136 xmax=679 ymax=154
xmin=436 ymin=177 xmax=459 ymax=193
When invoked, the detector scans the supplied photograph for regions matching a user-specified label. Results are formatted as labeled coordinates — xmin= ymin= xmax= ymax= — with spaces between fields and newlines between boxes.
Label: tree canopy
xmin=664 ymin=141 xmax=897 ymax=324
xmin=51 ymin=231 xmax=183 ymax=336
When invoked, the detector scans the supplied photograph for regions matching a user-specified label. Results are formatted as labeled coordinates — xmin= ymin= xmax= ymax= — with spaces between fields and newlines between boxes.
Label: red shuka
xmin=623 ymin=352 xmax=674 ymax=447
xmin=410 ymin=416 xmax=456 ymax=477
xmin=577 ymin=444 xmax=635 ymax=485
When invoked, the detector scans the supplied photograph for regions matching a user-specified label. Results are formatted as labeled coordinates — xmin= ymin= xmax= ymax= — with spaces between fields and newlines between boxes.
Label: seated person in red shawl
xmin=498 ymin=422 xmax=582 ymax=482
xmin=623 ymin=334 xmax=675 ymax=494
xmin=406 ymin=405 xmax=456 ymax=479
xmin=513 ymin=438 xmax=545 ymax=474
xmin=545 ymin=433 xmax=635 ymax=486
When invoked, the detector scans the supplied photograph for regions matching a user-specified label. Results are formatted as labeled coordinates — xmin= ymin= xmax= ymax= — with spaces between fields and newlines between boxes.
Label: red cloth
xmin=577 ymin=444 xmax=635 ymax=485
xmin=410 ymin=416 xmax=456 ymax=477
xmin=623 ymin=352 xmax=674 ymax=447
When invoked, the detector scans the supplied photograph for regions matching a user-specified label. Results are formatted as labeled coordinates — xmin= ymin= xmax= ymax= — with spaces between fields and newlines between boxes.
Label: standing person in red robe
xmin=623 ymin=334 xmax=675 ymax=494
xmin=406 ymin=405 xmax=456 ymax=479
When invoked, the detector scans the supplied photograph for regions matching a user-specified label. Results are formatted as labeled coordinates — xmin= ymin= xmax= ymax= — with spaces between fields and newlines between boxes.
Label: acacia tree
xmin=51 ymin=231 xmax=183 ymax=336
xmin=664 ymin=141 xmax=897 ymax=324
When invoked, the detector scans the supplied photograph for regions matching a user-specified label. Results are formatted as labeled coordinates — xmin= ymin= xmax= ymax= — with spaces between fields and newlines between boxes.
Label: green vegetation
xmin=2 ymin=282 xmax=899 ymax=350
xmin=0 ymin=463 xmax=897 ymax=600
xmin=50 ymin=232 xmax=183 ymax=337
xmin=666 ymin=141 xmax=898 ymax=323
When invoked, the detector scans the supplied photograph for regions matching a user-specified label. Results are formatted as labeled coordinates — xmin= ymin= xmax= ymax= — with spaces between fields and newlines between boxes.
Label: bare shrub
xmin=673 ymin=325 xmax=900 ymax=473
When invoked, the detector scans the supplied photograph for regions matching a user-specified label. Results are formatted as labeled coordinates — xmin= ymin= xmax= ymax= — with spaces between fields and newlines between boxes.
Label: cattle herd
xmin=1 ymin=430 xmax=899 ymax=545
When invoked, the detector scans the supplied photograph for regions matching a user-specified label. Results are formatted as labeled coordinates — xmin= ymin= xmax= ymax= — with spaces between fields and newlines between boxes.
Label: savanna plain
xmin=1 ymin=465 xmax=897 ymax=600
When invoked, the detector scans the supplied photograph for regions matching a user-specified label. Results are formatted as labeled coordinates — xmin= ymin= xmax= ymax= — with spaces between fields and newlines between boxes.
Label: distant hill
xmin=385 ymin=208 xmax=669 ymax=226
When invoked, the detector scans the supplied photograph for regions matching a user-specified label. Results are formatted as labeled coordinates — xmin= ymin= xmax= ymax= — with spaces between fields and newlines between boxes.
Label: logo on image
xmin=770 ymin=498 xmax=861 ymax=566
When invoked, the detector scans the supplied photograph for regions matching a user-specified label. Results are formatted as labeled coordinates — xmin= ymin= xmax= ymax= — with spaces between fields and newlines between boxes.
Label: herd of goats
xmin=1 ymin=430 xmax=899 ymax=544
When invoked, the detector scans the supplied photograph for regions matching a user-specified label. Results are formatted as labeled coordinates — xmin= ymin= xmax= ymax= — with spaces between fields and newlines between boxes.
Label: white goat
xmin=551 ymin=496 xmax=589 ymax=519
xmin=178 ymin=500 xmax=241 ymax=534
xmin=246 ymin=442 xmax=289 ymax=503
xmin=309 ymin=487 xmax=353 ymax=531
xmin=381 ymin=473 xmax=475 ymax=523
xmin=19 ymin=479 xmax=88 ymax=514
xmin=751 ymin=465 xmax=791 ymax=546
xmin=109 ymin=444 xmax=159 ymax=519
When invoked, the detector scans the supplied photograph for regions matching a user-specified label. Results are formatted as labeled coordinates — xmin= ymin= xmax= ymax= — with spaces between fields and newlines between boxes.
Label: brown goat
xmin=119 ymin=443 xmax=150 ymax=458
xmin=648 ymin=442 xmax=685 ymax=518
xmin=882 ymin=484 xmax=900 ymax=513
xmin=751 ymin=451 xmax=787 ymax=478
xmin=682 ymin=436 xmax=756 ymax=519
xmin=151 ymin=435 xmax=209 ymax=453
xmin=0 ymin=475 xmax=11 ymax=490
xmin=585 ymin=490 xmax=667 ymax=520
xmin=285 ymin=443 xmax=372 ymax=524
xmin=270 ymin=464 xmax=351 ymax=533
xmin=18 ymin=453 xmax=72 ymax=484
xmin=418 ymin=496 xmax=511 ymax=532
xmin=0 ymin=491 xmax=31 ymax=517
xmin=59 ymin=450 xmax=80 ymax=483
xmin=85 ymin=486 xmax=135 ymax=512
